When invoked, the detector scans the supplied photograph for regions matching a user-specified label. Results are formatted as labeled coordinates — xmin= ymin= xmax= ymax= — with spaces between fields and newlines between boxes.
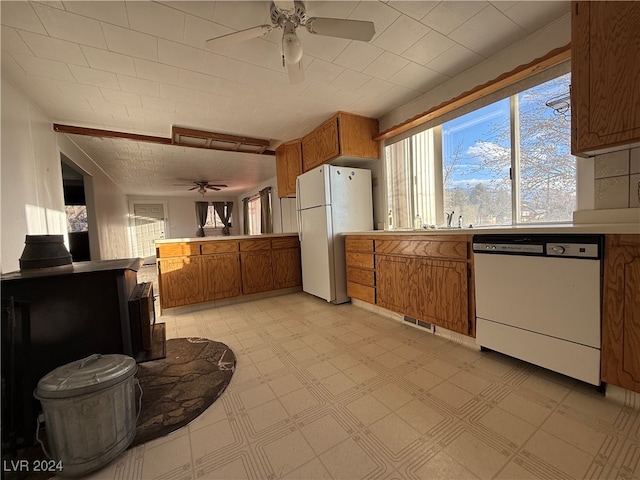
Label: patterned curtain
xmin=213 ymin=201 xmax=233 ymax=236
xmin=242 ymin=197 xmax=250 ymax=235
xmin=259 ymin=187 xmax=273 ymax=234
xmin=195 ymin=201 xmax=209 ymax=237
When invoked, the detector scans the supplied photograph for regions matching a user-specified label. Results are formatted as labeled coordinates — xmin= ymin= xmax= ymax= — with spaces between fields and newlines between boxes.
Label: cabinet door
xmin=572 ymin=1 xmax=640 ymax=154
xmin=413 ymin=259 xmax=469 ymax=335
xmin=375 ymin=255 xmax=410 ymax=314
xmin=241 ymin=251 xmax=274 ymax=294
xmin=273 ymin=247 xmax=302 ymax=289
xmin=201 ymin=253 xmax=241 ymax=301
xmin=338 ymin=112 xmax=380 ymax=159
xmin=157 ymin=256 xmax=203 ymax=308
xmin=276 ymin=141 xmax=302 ymax=198
xmin=601 ymin=241 xmax=640 ymax=392
xmin=302 ymin=117 xmax=339 ymax=172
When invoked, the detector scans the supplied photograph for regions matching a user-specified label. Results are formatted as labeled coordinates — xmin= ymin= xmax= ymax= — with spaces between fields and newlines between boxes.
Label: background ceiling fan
xmin=174 ymin=180 xmax=228 ymax=195
xmin=205 ymin=0 xmax=376 ymax=84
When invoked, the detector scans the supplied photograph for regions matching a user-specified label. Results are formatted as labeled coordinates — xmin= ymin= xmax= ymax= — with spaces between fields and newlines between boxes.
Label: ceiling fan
xmin=174 ymin=180 xmax=228 ymax=196
xmin=205 ymin=0 xmax=376 ymax=84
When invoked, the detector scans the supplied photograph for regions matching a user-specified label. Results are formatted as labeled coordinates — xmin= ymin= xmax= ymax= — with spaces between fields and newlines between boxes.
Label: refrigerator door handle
xmin=296 ymin=177 xmax=302 ymax=241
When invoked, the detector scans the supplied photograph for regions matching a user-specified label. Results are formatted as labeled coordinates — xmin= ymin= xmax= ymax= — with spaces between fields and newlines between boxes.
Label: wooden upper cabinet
xmin=571 ymin=1 xmax=640 ymax=155
xmin=275 ymin=140 xmax=302 ymax=198
xmin=302 ymin=112 xmax=379 ymax=172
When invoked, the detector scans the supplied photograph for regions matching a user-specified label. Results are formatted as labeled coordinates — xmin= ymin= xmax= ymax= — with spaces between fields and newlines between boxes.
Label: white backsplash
xmin=593 ymin=147 xmax=640 ymax=210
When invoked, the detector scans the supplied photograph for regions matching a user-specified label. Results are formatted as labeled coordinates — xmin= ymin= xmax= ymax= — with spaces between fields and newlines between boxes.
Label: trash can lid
xmin=35 ymin=354 xmax=137 ymax=399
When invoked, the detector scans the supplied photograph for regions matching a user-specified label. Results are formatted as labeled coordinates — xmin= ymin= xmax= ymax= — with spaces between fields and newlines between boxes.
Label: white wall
xmin=57 ymin=135 xmax=131 ymax=260
xmin=1 ymin=79 xmax=66 ymax=272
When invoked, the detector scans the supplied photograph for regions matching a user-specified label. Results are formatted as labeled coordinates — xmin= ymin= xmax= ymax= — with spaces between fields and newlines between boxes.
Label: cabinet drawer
xmin=272 ymin=237 xmax=299 ymax=249
xmin=239 ymin=239 xmax=271 ymax=251
xmin=347 ymin=282 xmax=375 ymax=304
xmin=375 ymin=240 xmax=467 ymax=260
xmin=347 ymin=267 xmax=375 ymax=287
xmin=201 ymin=241 xmax=238 ymax=254
xmin=157 ymin=242 xmax=200 ymax=257
xmin=346 ymin=252 xmax=374 ymax=269
xmin=346 ymin=237 xmax=373 ymax=253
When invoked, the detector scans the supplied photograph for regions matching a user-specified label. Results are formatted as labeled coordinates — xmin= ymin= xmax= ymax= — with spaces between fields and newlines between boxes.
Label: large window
xmin=385 ymin=73 xmax=575 ymax=228
xmin=203 ymin=205 xmax=231 ymax=228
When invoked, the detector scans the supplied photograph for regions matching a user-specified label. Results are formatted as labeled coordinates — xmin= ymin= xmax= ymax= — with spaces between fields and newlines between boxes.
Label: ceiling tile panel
xmin=333 ymin=41 xmax=384 ymax=72
xmin=363 ymin=51 xmax=410 ymax=81
xmin=448 ymin=5 xmax=524 ymax=57
xmin=88 ymin=99 xmax=129 ymax=116
xmin=386 ymin=1 xmax=439 ymax=21
xmin=133 ymin=59 xmax=179 ymax=85
xmin=202 ymin=52 xmax=246 ymax=81
xmin=388 ymin=62 xmax=448 ymax=92
xmin=402 ymin=30 xmax=456 ymax=66
xmin=372 ymin=14 xmax=430 ymax=55
xmin=348 ymin=1 xmax=402 ymax=41
xmin=31 ymin=3 xmax=107 ymax=47
xmin=140 ymin=95 xmax=177 ymax=114
xmin=100 ymin=88 xmax=143 ymax=107
xmin=101 ymin=23 xmax=158 ymax=61
xmin=125 ymin=1 xmax=185 ymax=43
xmin=159 ymin=1 xmax=215 ymax=20
xmin=2 ymin=27 xmax=36 ymax=56
xmin=183 ymin=14 xmax=233 ymax=50
xmin=158 ymin=39 xmax=205 ymax=71
xmin=18 ymin=30 xmax=88 ymax=65
xmin=302 ymin=58 xmax=344 ymax=84
xmin=212 ymin=1 xmax=270 ymax=30
xmin=502 ymin=1 xmax=571 ymax=33
xmin=160 ymin=83 xmax=205 ymax=106
xmin=0 ymin=2 xmax=46 ymax=34
xmin=62 ymin=1 xmax=129 ymax=27
xmin=11 ymin=53 xmax=75 ymax=81
xmin=177 ymin=69 xmax=221 ymax=94
xmin=69 ymin=64 xmax=120 ymax=89
xmin=118 ymin=74 xmax=161 ymax=97
xmin=305 ymin=1 xmax=358 ymax=20
xmin=239 ymin=63 xmax=280 ymax=89
xmin=56 ymin=80 xmax=103 ymax=102
xmin=425 ymin=42 xmax=483 ymax=76
xmin=421 ymin=1 xmax=488 ymax=35
xmin=329 ymin=69 xmax=371 ymax=93
xmin=81 ymin=46 xmax=136 ymax=76
xmin=227 ymin=37 xmax=281 ymax=68
xmin=355 ymin=77 xmax=396 ymax=98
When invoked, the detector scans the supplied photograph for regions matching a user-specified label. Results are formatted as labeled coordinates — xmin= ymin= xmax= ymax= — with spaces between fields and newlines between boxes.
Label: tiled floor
xmin=84 ymin=292 xmax=640 ymax=480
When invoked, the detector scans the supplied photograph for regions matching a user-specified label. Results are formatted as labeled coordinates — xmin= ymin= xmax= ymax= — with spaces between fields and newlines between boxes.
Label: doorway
xmin=130 ymin=203 xmax=166 ymax=262
xmin=61 ymin=158 xmax=91 ymax=261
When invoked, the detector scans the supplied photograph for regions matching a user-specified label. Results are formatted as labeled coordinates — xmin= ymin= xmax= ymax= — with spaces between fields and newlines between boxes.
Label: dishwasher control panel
xmin=546 ymin=242 xmax=599 ymax=258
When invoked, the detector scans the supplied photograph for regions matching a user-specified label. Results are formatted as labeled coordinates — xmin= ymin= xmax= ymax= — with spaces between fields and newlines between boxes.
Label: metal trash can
xmin=34 ymin=354 xmax=138 ymax=477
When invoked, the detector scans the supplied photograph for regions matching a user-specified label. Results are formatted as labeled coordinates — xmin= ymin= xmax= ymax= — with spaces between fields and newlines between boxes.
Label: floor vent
xmin=403 ymin=316 xmax=434 ymax=333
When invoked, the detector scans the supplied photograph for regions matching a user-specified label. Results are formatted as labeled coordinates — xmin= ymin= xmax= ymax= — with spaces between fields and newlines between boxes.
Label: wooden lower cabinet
xmin=157 ymin=236 xmax=301 ymax=309
xmin=157 ymin=256 xmax=204 ymax=308
xmin=345 ymin=237 xmax=376 ymax=303
xmin=376 ymin=255 xmax=411 ymax=313
xmin=201 ymin=253 xmax=241 ymax=301
xmin=273 ymin=247 xmax=302 ymax=289
xmin=601 ymin=234 xmax=640 ymax=392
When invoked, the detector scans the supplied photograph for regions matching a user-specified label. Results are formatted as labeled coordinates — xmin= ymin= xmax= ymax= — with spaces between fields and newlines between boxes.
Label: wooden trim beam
xmin=374 ymin=43 xmax=571 ymax=142
xmin=172 ymin=126 xmax=271 ymax=147
xmin=53 ymin=124 xmax=172 ymax=144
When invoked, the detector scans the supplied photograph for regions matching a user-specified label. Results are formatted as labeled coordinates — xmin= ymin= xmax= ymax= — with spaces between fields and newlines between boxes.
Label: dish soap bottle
xmin=388 ymin=210 xmax=393 ymax=229
xmin=414 ymin=213 xmax=422 ymax=229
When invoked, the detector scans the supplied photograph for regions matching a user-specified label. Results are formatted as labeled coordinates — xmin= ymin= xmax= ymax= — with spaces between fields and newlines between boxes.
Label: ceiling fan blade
xmin=188 ymin=186 xmax=198 ymax=191
xmin=305 ymin=17 xmax=375 ymax=42
xmin=207 ymin=184 xmax=228 ymax=188
xmin=206 ymin=25 xmax=273 ymax=49
xmin=207 ymin=187 xmax=221 ymax=191
xmin=273 ymin=0 xmax=295 ymax=11
xmin=287 ymin=60 xmax=304 ymax=85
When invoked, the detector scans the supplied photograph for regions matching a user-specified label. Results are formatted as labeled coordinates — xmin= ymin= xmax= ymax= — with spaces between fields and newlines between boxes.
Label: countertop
xmin=343 ymin=223 xmax=640 ymax=236
xmin=155 ymin=233 xmax=298 ymax=244
xmin=1 ymin=258 xmax=143 ymax=281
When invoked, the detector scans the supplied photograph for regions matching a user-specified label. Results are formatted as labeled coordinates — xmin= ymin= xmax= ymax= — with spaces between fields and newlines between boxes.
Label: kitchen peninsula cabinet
xmin=301 ymin=112 xmax=380 ymax=172
xmin=601 ymin=234 xmax=640 ymax=393
xmin=571 ymin=1 xmax=640 ymax=155
xmin=156 ymin=235 xmax=301 ymax=310
xmin=275 ymin=139 xmax=302 ymax=198
xmin=345 ymin=234 xmax=474 ymax=336
xmin=240 ymin=239 xmax=273 ymax=294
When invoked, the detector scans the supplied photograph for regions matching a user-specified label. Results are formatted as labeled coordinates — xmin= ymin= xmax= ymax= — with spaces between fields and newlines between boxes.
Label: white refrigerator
xmin=296 ymin=165 xmax=373 ymax=304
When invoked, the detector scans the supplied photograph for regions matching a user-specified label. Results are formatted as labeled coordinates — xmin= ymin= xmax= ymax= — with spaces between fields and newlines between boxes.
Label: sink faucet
xmin=445 ymin=211 xmax=454 ymax=227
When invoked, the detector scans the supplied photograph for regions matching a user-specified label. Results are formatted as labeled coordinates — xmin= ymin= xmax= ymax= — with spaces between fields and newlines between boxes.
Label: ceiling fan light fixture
xmin=282 ymin=22 xmax=303 ymax=65
xmin=198 ymin=186 xmax=207 ymax=196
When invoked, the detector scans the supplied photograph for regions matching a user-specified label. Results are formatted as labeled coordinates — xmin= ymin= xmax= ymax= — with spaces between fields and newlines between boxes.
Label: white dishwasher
xmin=473 ymin=234 xmax=603 ymax=386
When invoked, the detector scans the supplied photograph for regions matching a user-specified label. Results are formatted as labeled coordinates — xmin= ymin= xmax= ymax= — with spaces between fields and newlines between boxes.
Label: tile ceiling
xmin=1 ymin=1 xmax=570 ymax=197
